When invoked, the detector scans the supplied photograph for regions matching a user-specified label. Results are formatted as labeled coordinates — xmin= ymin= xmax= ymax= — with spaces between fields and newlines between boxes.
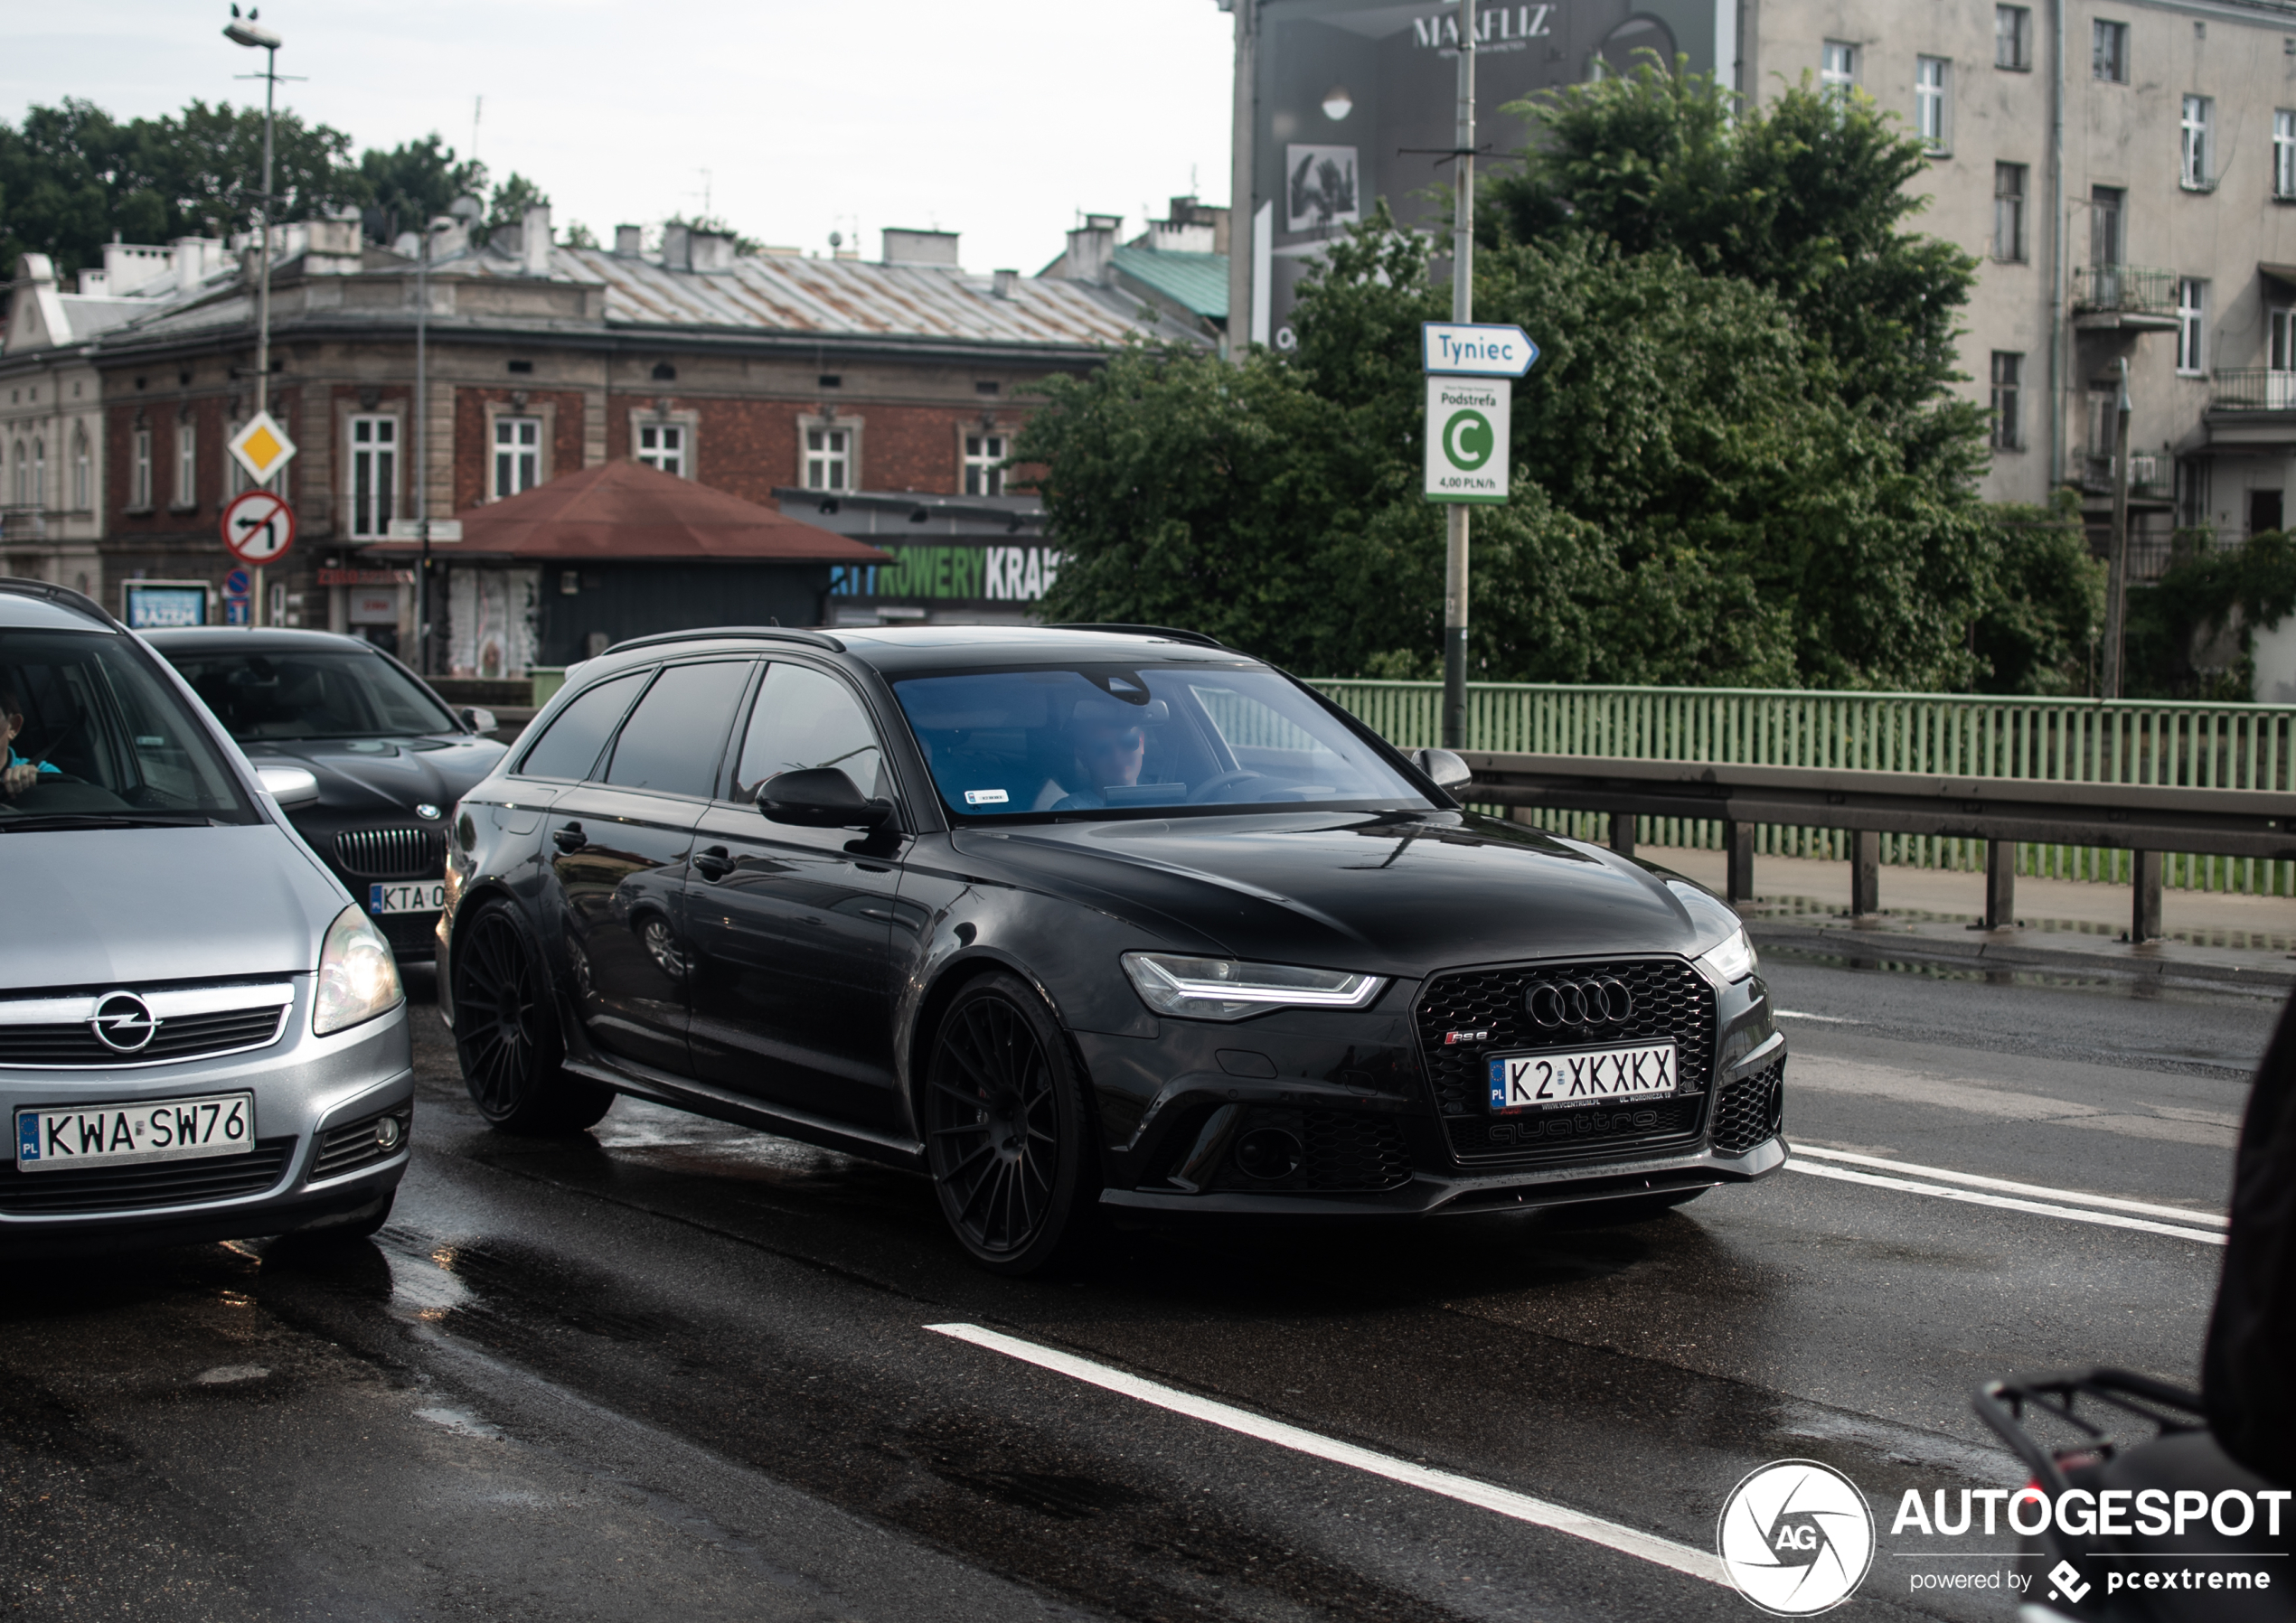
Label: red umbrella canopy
xmin=368 ymin=460 xmax=889 ymax=563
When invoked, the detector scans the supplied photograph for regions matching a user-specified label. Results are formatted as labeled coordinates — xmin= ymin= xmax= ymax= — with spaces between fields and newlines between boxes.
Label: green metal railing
xmin=1308 ymin=680 xmax=2296 ymax=896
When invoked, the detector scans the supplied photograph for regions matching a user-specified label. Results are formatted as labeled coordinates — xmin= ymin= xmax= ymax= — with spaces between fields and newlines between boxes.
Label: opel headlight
xmin=315 ymin=905 xmax=405 ymax=1036
xmin=1122 ymin=952 xmax=1385 ymax=1021
xmin=1695 ymin=927 xmax=1758 ymax=985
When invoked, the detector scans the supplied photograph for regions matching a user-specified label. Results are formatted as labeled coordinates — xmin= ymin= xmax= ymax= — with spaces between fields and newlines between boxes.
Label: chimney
xmin=881 ymin=228 xmax=961 ymax=267
xmin=615 ymin=224 xmax=644 ymax=257
xmin=688 ymin=229 xmax=737 ymax=272
xmin=662 ymin=221 xmax=691 ymax=271
xmin=1062 ymin=214 xmax=1121 ymax=285
xmin=522 ymin=204 xmax=552 ymax=277
xmin=993 ymin=267 xmax=1020 ymax=300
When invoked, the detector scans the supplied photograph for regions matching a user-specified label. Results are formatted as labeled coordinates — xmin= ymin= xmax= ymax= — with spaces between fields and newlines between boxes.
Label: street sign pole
xmin=416 ymin=227 xmax=431 ymax=675
xmin=1442 ymin=0 xmax=1477 ymax=752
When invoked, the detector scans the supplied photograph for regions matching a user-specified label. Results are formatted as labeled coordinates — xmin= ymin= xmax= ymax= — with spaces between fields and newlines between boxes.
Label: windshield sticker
xmin=965 ymin=788 xmax=1011 ymax=805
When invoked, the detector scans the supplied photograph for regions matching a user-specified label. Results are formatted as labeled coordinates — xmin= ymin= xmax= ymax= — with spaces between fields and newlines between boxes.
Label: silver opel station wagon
xmin=0 ymin=580 xmax=413 ymax=1255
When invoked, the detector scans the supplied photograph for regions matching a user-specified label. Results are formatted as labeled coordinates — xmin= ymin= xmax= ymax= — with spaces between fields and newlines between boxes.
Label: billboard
xmin=121 ymin=582 xmax=210 ymax=629
xmin=1239 ymin=0 xmax=1731 ymax=349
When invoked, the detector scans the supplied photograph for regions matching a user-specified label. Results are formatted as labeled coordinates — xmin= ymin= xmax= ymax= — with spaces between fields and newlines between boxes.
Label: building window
xmin=964 ymin=432 xmax=1006 ymax=496
xmin=2091 ymin=186 xmax=2124 ymax=268
xmin=2176 ymin=457 xmax=2211 ymax=529
xmin=130 ymin=427 xmax=152 ymax=510
xmin=636 ymin=423 xmax=685 ymax=476
xmin=1915 ymin=57 xmax=1951 ymax=152
xmin=71 ymin=427 xmax=89 ymax=511
xmin=1996 ymin=5 xmax=2031 ymax=70
xmin=30 ymin=440 xmax=43 ymax=510
xmin=2276 ymin=111 xmax=2296 ymax=201
xmin=2181 ymin=96 xmax=2215 ymax=190
xmin=1990 ymin=352 xmax=2023 ymax=450
xmin=2093 ymin=19 xmax=2128 ymax=83
xmin=2176 ymin=278 xmax=2208 ymax=375
xmin=174 ymin=419 xmax=196 ymax=508
xmin=805 ymin=426 xmax=852 ymax=492
xmin=1993 ymin=164 xmax=2029 ymax=261
xmin=1821 ymin=41 xmax=1858 ymax=98
xmin=7 ymin=441 xmax=22 ymax=508
xmin=348 ymin=415 xmax=398 ymax=539
xmin=494 ymin=415 xmax=541 ymax=499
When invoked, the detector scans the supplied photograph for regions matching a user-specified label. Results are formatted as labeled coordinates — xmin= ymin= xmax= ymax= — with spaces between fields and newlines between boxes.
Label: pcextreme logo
xmin=1717 ymin=1459 xmax=1877 ymax=1615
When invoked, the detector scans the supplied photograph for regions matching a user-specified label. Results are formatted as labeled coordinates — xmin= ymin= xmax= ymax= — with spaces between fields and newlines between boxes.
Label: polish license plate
xmin=14 ymin=1091 xmax=255 ymax=1171
xmin=370 ymin=881 xmax=446 ymax=915
xmin=1488 ymin=1043 xmax=1680 ymax=1112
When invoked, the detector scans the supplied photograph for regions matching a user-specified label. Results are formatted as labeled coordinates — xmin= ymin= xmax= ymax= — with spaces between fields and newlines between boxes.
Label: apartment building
xmin=1746 ymin=0 xmax=2296 ymax=567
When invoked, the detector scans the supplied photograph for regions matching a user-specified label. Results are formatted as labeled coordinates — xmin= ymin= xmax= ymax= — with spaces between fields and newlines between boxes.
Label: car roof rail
xmin=602 ymin=625 xmax=846 ymax=656
xmin=0 ymin=575 xmax=121 ymax=630
xmin=1046 ymin=623 xmax=1227 ymax=650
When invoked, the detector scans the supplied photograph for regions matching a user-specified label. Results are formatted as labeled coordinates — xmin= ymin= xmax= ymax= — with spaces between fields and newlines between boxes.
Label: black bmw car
xmin=146 ymin=628 xmax=510 ymax=964
xmin=437 ymin=624 xmax=1786 ymax=1273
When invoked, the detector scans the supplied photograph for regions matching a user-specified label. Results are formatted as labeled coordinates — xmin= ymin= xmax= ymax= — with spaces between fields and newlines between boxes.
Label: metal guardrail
xmin=1311 ymin=680 xmax=2296 ymax=898
xmin=1463 ymin=751 xmax=2296 ymax=941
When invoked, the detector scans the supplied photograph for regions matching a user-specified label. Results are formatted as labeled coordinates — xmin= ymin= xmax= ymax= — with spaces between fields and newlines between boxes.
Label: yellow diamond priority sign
xmin=227 ymin=410 xmax=298 ymax=487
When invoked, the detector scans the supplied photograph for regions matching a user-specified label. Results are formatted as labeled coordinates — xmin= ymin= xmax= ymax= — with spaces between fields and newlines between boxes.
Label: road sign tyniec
xmin=1421 ymin=322 xmax=1540 ymax=379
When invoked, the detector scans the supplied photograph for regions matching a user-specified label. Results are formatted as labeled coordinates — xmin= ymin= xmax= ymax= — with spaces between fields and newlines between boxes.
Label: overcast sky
xmin=5 ymin=0 xmax=1238 ymax=274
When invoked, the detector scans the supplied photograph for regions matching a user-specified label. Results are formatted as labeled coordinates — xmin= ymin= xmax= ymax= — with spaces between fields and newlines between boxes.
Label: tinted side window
xmin=604 ymin=661 xmax=754 ymax=798
xmin=730 ymin=663 xmax=887 ymax=803
xmin=516 ymin=671 xmax=646 ymax=781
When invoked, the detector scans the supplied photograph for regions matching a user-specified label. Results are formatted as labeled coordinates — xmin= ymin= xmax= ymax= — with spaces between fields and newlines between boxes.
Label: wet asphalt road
xmin=0 ymin=952 xmax=2274 ymax=1622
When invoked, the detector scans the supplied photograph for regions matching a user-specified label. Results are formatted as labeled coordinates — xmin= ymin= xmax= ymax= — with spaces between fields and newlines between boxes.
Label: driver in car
xmin=2 ymin=683 xmax=61 ymax=799
xmin=1040 ymin=699 xmax=1156 ymax=812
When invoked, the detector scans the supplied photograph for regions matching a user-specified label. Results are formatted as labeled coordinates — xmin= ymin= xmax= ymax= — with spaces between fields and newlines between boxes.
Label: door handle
xmin=552 ymin=823 xmax=587 ymax=853
xmin=693 ymin=845 xmax=734 ymax=881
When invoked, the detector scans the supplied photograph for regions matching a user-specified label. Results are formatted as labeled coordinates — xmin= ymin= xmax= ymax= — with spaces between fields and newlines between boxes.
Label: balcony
xmin=2208 ymin=369 xmax=2296 ymax=411
xmin=2070 ymin=264 xmax=2181 ymax=331
xmin=2075 ymin=450 xmax=2168 ymax=499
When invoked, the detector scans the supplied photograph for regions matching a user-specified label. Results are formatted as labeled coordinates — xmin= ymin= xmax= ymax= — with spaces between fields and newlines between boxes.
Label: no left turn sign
xmin=221 ymin=490 xmax=296 ymax=566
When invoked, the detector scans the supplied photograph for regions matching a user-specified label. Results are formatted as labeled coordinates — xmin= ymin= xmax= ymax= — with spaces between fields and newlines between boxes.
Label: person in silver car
xmin=0 ymin=580 xmax=414 ymax=1255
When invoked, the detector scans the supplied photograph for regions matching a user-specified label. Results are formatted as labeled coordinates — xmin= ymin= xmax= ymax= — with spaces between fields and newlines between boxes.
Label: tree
xmin=357 ymin=133 xmax=485 ymax=243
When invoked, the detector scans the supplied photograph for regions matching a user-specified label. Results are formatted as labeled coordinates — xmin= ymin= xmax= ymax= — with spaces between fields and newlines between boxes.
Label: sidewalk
xmin=1642 ymin=845 xmax=2296 ymax=991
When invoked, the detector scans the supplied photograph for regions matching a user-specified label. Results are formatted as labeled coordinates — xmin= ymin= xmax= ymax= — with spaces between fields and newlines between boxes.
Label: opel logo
xmin=1526 ymin=977 xmax=1634 ymax=1027
xmin=90 ymin=991 xmax=161 ymax=1054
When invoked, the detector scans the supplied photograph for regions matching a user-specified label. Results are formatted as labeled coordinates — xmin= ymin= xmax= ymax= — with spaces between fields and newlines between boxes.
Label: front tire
xmin=924 ymin=973 xmax=1098 ymax=1276
xmin=452 ymin=901 xmax=614 ymax=1135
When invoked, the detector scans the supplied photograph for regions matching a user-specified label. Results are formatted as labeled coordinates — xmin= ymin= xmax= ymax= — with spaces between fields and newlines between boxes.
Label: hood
xmin=956 ymin=810 xmax=1736 ymax=976
xmin=240 ymin=735 xmax=507 ymax=816
xmin=0 ymin=825 xmax=346 ymax=990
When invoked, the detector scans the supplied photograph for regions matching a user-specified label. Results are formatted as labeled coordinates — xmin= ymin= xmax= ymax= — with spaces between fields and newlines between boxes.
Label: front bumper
xmin=0 ymin=979 xmax=414 ymax=1252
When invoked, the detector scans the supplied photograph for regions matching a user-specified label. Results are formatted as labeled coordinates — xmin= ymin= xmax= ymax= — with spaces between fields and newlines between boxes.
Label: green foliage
xmin=483 ymin=173 xmax=550 ymax=242
xmin=2124 ymin=531 xmax=2296 ymax=700
xmin=1971 ymin=495 xmax=2104 ymax=694
xmin=562 ymin=220 xmax=599 ymax=250
xmin=0 ymin=97 xmax=361 ymax=281
xmin=357 ymin=133 xmax=485 ymax=241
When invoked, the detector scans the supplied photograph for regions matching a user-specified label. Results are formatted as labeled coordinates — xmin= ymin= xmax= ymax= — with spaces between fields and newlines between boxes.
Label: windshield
xmin=165 ymin=647 xmax=459 ymax=740
xmin=2 ymin=627 xmax=258 ymax=824
xmin=891 ymin=663 xmax=1428 ymax=820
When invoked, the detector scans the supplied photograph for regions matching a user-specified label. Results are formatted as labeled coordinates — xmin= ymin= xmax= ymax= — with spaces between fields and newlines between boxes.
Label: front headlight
xmin=1695 ymin=926 xmax=1758 ymax=985
xmin=315 ymin=905 xmax=405 ymax=1036
xmin=1121 ymin=952 xmax=1385 ymax=1021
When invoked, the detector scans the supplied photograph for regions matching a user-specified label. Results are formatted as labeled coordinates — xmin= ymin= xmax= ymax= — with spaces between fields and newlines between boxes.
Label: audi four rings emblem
xmin=90 ymin=991 xmax=161 ymax=1053
xmin=1525 ymin=977 xmax=1634 ymax=1027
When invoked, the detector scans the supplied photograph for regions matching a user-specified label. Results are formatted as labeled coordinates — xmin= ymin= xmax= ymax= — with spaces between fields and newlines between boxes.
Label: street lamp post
xmin=1441 ymin=0 xmax=1477 ymax=751
xmin=2102 ymin=357 xmax=2133 ymax=699
xmin=224 ymin=10 xmax=283 ymax=625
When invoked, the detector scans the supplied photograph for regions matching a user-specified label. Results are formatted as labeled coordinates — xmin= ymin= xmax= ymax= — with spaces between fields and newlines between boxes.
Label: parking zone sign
xmin=1424 ymin=377 xmax=1510 ymax=504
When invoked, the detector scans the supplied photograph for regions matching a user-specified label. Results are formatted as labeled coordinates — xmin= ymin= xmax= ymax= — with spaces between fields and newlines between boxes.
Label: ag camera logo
xmin=1717 ymin=1459 xmax=1875 ymax=1615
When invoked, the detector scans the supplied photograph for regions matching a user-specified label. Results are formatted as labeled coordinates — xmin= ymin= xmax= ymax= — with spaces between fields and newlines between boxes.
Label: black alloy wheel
xmin=925 ymin=973 xmax=1096 ymax=1275
xmin=452 ymin=901 xmax=614 ymax=1135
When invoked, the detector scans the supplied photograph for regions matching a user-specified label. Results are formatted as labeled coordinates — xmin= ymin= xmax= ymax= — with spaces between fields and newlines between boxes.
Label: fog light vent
xmin=1235 ymin=1127 xmax=1304 ymax=1181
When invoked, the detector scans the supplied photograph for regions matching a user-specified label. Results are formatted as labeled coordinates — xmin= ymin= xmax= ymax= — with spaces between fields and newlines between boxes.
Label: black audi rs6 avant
xmin=437 ymin=624 xmax=1786 ymax=1272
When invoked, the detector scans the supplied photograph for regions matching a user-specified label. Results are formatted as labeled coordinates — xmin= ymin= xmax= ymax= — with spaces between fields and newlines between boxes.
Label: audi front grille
xmin=1414 ymin=957 xmax=1717 ymax=1165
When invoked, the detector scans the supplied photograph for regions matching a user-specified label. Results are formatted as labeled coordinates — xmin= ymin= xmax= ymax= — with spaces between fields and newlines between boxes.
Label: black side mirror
xmin=1412 ymin=746 xmax=1473 ymax=794
xmin=757 ymin=767 xmax=893 ymax=830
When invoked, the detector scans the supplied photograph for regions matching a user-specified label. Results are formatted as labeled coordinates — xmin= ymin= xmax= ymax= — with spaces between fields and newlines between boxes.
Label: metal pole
xmin=2102 ymin=357 xmax=2132 ymax=699
xmin=252 ymin=41 xmax=277 ymax=627
xmin=416 ymin=228 xmax=430 ymax=674
xmin=1225 ymin=0 xmax=1256 ymax=366
xmin=1441 ymin=0 xmax=1476 ymax=752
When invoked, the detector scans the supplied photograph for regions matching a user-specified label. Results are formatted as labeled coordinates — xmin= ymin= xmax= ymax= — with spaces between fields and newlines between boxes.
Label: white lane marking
xmin=1792 ymin=1145 xmax=2227 ymax=1228
xmin=1774 ymin=1009 xmax=1862 ymax=1024
xmin=1783 ymin=1161 xmax=2225 ymax=1244
xmin=927 ymin=1321 xmax=1727 ymax=1587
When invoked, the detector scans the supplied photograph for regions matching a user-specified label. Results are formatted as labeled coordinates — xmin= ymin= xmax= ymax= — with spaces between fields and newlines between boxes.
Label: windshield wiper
xmin=0 ymin=812 xmax=225 ymax=831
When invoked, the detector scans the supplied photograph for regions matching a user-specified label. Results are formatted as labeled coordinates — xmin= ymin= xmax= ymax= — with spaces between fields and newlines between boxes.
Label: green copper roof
xmin=1108 ymin=247 xmax=1228 ymax=320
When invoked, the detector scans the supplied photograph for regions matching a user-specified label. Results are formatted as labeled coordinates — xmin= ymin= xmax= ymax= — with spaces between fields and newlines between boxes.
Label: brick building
xmin=1 ymin=208 xmax=1209 ymax=670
